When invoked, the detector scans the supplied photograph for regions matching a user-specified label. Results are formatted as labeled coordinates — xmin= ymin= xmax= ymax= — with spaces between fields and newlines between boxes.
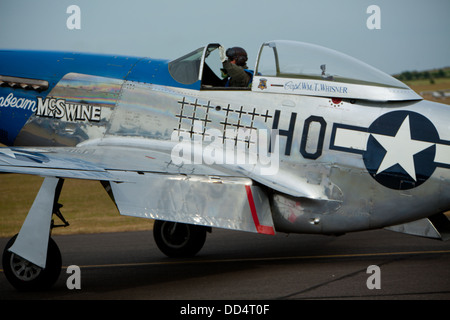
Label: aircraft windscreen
xmin=168 ymin=47 xmax=204 ymax=85
xmin=257 ymin=40 xmax=408 ymax=89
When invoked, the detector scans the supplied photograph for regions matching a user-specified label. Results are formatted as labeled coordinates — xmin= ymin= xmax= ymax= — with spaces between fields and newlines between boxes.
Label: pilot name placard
xmin=36 ymin=97 xmax=102 ymax=122
xmin=284 ymin=80 xmax=348 ymax=94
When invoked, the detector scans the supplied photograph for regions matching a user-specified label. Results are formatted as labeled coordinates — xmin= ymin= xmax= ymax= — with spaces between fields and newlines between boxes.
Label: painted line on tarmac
xmin=63 ymin=249 xmax=450 ymax=270
xmin=1 ymin=249 xmax=449 ymax=273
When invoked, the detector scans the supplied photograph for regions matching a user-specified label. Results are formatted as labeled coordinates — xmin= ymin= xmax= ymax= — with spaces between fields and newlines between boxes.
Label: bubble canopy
xmin=168 ymin=40 xmax=420 ymax=101
xmin=252 ymin=40 xmax=422 ymax=101
xmin=256 ymin=40 xmax=407 ymax=89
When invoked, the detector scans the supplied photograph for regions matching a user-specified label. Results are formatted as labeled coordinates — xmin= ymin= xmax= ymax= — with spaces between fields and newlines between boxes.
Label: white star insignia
xmin=0 ymin=148 xmax=18 ymax=164
xmin=371 ymin=115 xmax=434 ymax=181
xmin=0 ymin=148 xmax=17 ymax=159
xmin=0 ymin=148 xmax=50 ymax=164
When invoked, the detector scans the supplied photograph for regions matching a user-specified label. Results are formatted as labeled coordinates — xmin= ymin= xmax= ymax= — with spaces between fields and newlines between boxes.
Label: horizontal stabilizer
xmin=385 ymin=213 xmax=450 ymax=241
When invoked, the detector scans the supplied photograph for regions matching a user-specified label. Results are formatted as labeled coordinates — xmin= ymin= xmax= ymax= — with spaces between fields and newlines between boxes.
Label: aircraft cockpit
xmin=169 ymin=43 xmax=248 ymax=90
xmin=168 ymin=40 xmax=421 ymax=101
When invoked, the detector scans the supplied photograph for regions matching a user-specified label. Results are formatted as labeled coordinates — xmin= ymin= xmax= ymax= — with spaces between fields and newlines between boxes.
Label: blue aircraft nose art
xmin=0 ymin=50 xmax=199 ymax=145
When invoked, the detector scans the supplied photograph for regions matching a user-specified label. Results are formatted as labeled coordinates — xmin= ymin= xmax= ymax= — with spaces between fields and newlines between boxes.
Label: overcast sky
xmin=0 ymin=0 xmax=449 ymax=75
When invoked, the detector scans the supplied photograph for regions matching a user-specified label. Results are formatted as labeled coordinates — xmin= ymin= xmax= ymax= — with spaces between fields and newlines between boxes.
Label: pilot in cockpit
xmin=219 ymin=46 xmax=253 ymax=87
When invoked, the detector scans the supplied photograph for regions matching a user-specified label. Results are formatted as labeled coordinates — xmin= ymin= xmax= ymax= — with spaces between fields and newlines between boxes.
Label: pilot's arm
xmin=219 ymin=46 xmax=250 ymax=87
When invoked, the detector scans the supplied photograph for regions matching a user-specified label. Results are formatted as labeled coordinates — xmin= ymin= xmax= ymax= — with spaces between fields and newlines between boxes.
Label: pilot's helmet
xmin=226 ymin=47 xmax=248 ymax=67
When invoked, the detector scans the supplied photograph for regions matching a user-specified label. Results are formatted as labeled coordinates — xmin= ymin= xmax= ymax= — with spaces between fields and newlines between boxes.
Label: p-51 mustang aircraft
xmin=1 ymin=40 xmax=450 ymax=291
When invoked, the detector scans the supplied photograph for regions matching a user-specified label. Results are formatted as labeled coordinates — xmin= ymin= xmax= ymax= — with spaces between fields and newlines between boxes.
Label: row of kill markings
xmin=174 ymin=97 xmax=273 ymax=148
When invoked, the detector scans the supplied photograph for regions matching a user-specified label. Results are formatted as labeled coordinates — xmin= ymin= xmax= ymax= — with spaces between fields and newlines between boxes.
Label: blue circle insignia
xmin=363 ymin=111 xmax=438 ymax=190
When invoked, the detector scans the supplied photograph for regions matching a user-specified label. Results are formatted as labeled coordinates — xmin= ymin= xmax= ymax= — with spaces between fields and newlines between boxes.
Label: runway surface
xmin=1 ymin=228 xmax=450 ymax=301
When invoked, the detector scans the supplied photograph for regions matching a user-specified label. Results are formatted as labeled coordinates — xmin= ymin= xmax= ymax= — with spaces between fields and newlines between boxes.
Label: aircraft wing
xmin=0 ymin=142 xmax=276 ymax=235
xmin=0 ymin=138 xmax=341 ymax=235
xmin=0 ymin=146 xmax=116 ymax=181
xmin=0 ymin=143 xmax=223 ymax=181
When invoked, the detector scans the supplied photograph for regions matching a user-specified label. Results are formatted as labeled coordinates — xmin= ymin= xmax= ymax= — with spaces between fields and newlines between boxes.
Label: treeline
xmin=394 ymin=68 xmax=450 ymax=83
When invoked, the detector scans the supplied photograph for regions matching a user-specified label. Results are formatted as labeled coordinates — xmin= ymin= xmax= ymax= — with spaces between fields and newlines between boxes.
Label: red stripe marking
xmin=245 ymin=185 xmax=275 ymax=235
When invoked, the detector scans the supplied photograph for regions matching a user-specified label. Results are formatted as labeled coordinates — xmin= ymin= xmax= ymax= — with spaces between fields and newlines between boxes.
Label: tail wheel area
xmin=153 ymin=220 xmax=208 ymax=258
xmin=2 ymin=234 xmax=62 ymax=291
